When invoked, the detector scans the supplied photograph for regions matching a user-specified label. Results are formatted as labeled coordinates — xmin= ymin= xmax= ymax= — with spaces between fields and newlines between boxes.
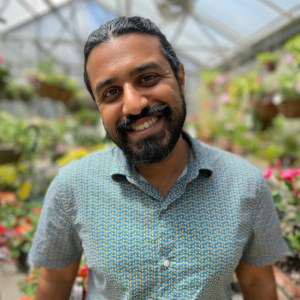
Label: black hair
xmin=83 ymin=16 xmax=181 ymax=101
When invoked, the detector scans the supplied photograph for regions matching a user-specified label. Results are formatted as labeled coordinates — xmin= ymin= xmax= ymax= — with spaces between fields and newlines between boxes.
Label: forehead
xmin=86 ymin=33 xmax=170 ymax=81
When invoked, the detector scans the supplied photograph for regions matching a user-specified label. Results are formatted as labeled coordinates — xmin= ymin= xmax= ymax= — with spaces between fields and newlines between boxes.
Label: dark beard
xmin=104 ymin=91 xmax=186 ymax=165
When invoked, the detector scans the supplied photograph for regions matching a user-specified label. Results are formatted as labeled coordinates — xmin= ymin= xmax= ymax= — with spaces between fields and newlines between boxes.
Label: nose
xmin=122 ymin=83 xmax=148 ymax=116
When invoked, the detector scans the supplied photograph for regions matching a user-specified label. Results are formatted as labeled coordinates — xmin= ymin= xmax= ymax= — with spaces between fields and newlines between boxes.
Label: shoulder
xmin=193 ymin=138 xmax=263 ymax=187
xmin=58 ymin=146 xmax=120 ymax=181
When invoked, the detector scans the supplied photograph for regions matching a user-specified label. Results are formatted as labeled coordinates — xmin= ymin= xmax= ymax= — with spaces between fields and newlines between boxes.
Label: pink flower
xmin=280 ymin=170 xmax=295 ymax=182
xmin=0 ymin=56 xmax=3 ymax=64
xmin=285 ymin=55 xmax=294 ymax=63
xmin=294 ymin=189 xmax=299 ymax=197
xmin=220 ymin=94 xmax=230 ymax=104
xmin=263 ymin=167 xmax=272 ymax=179
xmin=224 ymin=123 xmax=234 ymax=131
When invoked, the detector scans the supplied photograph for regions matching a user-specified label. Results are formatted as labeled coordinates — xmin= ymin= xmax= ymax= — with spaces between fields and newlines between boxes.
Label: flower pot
xmin=256 ymin=103 xmax=278 ymax=120
xmin=264 ymin=61 xmax=277 ymax=72
xmin=278 ymin=100 xmax=300 ymax=118
xmin=0 ymin=146 xmax=22 ymax=165
xmin=39 ymin=83 xmax=60 ymax=100
xmin=57 ymin=87 xmax=72 ymax=102
xmin=273 ymin=266 xmax=300 ymax=299
xmin=17 ymin=251 xmax=29 ymax=273
xmin=217 ymin=137 xmax=233 ymax=152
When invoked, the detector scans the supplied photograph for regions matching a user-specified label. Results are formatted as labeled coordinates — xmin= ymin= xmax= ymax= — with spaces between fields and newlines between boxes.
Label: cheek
xmin=99 ymin=103 xmax=123 ymax=132
xmin=145 ymin=81 xmax=180 ymax=103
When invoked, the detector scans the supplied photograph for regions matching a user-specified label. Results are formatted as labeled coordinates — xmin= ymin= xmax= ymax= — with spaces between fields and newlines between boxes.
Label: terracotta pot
xmin=217 ymin=137 xmax=233 ymax=152
xmin=278 ymin=100 xmax=300 ymax=118
xmin=257 ymin=103 xmax=278 ymax=120
xmin=264 ymin=61 xmax=277 ymax=72
xmin=273 ymin=266 xmax=300 ymax=299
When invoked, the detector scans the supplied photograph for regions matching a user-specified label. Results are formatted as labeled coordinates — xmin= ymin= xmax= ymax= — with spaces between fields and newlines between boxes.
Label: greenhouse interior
xmin=0 ymin=0 xmax=300 ymax=299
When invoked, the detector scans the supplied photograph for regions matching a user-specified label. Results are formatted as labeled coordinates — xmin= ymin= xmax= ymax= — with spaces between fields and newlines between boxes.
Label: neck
xmin=135 ymin=134 xmax=190 ymax=183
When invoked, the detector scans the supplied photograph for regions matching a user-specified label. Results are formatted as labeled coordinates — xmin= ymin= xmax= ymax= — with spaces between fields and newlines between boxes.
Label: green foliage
xmin=4 ymin=81 xmax=34 ymax=100
xmin=74 ymin=109 xmax=100 ymax=126
xmin=0 ymin=65 xmax=10 ymax=88
xmin=278 ymin=71 xmax=300 ymax=100
xmin=256 ymin=52 xmax=280 ymax=63
xmin=284 ymin=33 xmax=300 ymax=64
xmin=200 ymin=69 xmax=220 ymax=85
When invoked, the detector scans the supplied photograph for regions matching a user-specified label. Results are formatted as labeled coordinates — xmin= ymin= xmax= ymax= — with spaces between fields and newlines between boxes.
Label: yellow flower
xmin=0 ymin=165 xmax=17 ymax=185
xmin=17 ymin=181 xmax=32 ymax=201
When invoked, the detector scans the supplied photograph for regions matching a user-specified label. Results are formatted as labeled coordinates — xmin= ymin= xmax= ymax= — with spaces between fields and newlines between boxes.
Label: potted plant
xmin=253 ymin=82 xmax=278 ymax=121
xmin=277 ymin=71 xmax=300 ymax=118
xmin=200 ymin=69 xmax=220 ymax=93
xmin=0 ymin=201 xmax=41 ymax=272
xmin=256 ymin=52 xmax=280 ymax=72
xmin=284 ymin=34 xmax=300 ymax=65
xmin=0 ymin=65 xmax=9 ymax=98
xmin=263 ymin=166 xmax=300 ymax=298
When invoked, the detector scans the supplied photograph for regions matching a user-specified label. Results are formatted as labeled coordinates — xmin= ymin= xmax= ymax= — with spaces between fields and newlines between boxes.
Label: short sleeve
xmin=241 ymin=174 xmax=288 ymax=266
xmin=29 ymin=172 xmax=83 ymax=269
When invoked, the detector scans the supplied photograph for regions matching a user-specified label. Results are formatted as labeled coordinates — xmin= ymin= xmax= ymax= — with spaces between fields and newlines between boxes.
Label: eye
xmin=141 ymin=74 xmax=156 ymax=83
xmin=104 ymin=88 xmax=119 ymax=98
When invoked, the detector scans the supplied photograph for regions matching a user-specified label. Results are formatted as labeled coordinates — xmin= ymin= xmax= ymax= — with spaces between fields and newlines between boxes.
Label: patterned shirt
xmin=29 ymin=134 xmax=287 ymax=300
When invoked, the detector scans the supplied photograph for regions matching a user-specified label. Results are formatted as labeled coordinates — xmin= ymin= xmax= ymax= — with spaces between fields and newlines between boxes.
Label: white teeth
xmin=132 ymin=117 xmax=158 ymax=131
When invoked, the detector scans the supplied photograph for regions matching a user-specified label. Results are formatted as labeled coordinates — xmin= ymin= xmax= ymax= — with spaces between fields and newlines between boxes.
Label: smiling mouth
xmin=130 ymin=116 xmax=160 ymax=132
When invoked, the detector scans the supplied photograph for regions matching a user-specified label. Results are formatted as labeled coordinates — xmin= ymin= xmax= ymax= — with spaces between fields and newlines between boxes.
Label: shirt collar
xmin=109 ymin=131 xmax=214 ymax=181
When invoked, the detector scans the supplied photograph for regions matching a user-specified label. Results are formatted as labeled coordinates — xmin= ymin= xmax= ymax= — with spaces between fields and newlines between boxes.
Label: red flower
xmin=0 ymin=56 xmax=3 ymax=64
xmin=0 ymin=225 xmax=5 ymax=235
xmin=26 ymin=273 xmax=35 ymax=282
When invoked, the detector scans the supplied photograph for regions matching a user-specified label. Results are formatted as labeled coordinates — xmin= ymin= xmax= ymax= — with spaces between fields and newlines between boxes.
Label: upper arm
xmin=241 ymin=173 xmax=287 ymax=266
xmin=235 ymin=260 xmax=276 ymax=288
xmin=39 ymin=258 xmax=81 ymax=283
xmin=29 ymin=173 xmax=83 ymax=269
xmin=35 ymin=259 xmax=81 ymax=300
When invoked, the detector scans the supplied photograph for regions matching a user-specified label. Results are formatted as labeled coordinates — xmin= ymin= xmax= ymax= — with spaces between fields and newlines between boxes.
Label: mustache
xmin=116 ymin=104 xmax=169 ymax=134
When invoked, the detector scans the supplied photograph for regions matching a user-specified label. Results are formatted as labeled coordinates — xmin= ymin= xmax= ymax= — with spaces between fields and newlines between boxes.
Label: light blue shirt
xmin=29 ymin=133 xmax=287 ymax=300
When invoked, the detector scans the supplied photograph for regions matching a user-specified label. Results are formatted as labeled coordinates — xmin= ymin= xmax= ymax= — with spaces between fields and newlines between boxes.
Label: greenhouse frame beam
xmin=192 ymin=9 xmax=243 ymax=43
xmin=255 ymin=0 xmax=293 ymax=20
xmin=0 ymin=0 xmax=74 ymax=36
xmin=43 ymin=0 xmax=84 ymax=48
xmin=16 ymin=0 xmax=37 ymax=16
xmin=170 ymin=14 xmax=188 ymax=45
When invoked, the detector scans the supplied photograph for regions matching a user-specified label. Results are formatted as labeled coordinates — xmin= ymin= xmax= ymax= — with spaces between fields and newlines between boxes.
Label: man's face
xmin=86 ymin=33 xmax=186 ymax=165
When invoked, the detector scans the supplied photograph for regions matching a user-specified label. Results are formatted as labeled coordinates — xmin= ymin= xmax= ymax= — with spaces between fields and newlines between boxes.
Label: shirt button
xmin=163 ymin=259 xmax=170 ymax=267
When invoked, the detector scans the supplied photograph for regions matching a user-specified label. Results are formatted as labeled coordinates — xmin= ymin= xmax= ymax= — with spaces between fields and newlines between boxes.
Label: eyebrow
xmin=95 ymin=62 xmax=162 ymax=95
xmin=129 ymin=62 xmax=161 ymax=76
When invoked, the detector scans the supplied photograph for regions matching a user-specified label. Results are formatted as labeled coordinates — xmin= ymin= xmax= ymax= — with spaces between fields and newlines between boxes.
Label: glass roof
xmin=0 ymin=0 xmax=300 ymax=86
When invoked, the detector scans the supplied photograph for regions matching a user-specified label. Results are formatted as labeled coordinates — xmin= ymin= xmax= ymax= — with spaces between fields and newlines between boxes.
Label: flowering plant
xmin=0 ymin=202 xmax=41 ymax=260
xmin=263 ymin=165 xmax=300 ymax=258
xmin=20 ymin=259 xmax=89 ymax=300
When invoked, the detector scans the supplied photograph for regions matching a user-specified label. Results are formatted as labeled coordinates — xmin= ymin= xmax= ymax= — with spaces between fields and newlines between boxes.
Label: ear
xmin=177 ymin=63 xmax=185 ymax=94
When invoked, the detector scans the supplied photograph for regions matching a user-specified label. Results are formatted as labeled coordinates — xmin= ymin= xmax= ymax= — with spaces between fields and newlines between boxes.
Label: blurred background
xmin=0 ymin=1 xmax=300 ymax=299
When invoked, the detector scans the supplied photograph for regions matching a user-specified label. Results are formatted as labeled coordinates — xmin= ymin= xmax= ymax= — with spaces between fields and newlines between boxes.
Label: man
xmin=29 ymin=16 xmax=287 ymax=300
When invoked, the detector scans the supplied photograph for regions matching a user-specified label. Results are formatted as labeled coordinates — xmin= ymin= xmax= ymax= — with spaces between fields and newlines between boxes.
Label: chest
xmin=73 ymin=179 xmax=253 ymax=294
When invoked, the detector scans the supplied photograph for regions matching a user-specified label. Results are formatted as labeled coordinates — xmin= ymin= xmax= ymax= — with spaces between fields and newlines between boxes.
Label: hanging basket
xmin=256 ymin=103 xmax=278 ymax=120
xmin=0 ymin=146 xmax=22 ymax=165
xmin=39 ymin=83 xmax=60 ymax=99
xmin=264 ymin=61 xmax=277 ymax=72
xmin=278 ymin=100 xmax=300 ymax=118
